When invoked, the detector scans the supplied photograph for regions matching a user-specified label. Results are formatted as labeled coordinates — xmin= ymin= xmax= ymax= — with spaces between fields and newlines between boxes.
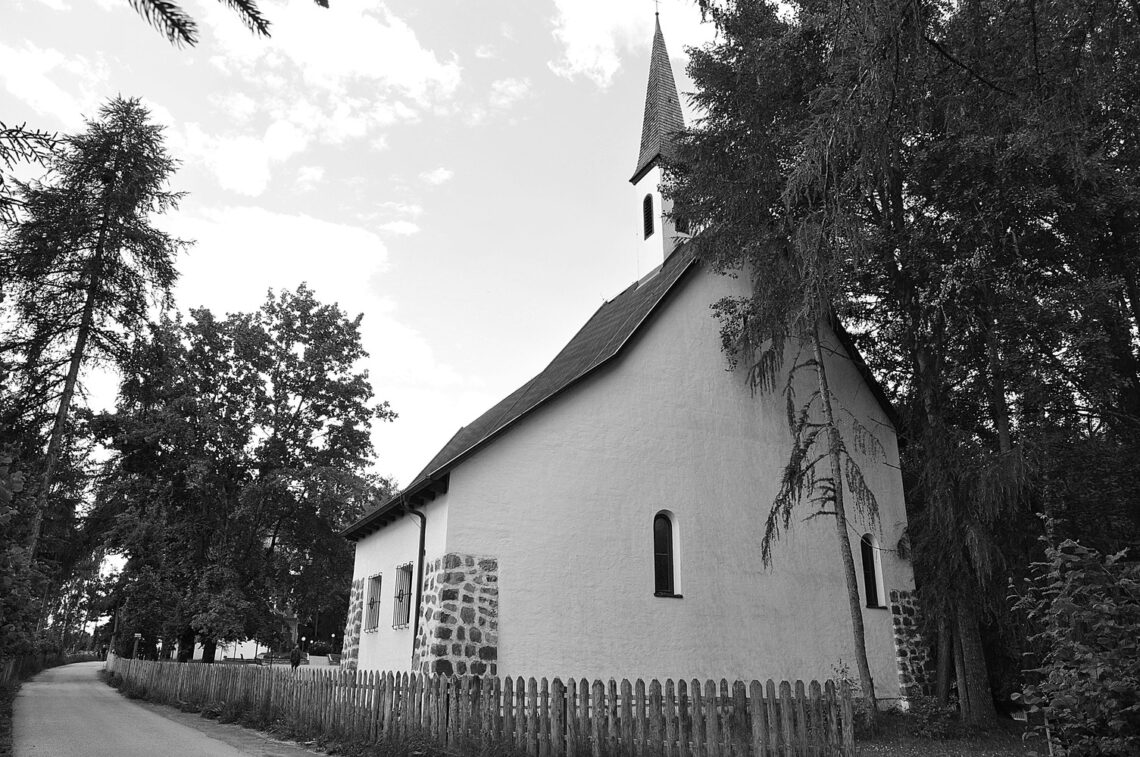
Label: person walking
xmin=289 ymin=644 xmax=301 ymax=670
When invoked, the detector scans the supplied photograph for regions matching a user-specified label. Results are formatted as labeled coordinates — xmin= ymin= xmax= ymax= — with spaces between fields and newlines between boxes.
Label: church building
xmin=341 ymin=18 xmax=921 ymax=704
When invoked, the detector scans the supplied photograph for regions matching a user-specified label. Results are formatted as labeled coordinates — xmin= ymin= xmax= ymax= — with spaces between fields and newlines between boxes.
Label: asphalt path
xmin=13 ymin=661 xmax=321 ymax=757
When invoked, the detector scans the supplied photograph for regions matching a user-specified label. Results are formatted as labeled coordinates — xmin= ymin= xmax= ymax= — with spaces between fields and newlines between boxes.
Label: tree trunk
xmin=811 ymin=324 xmax=878 ymax=717
xmin=177 ymin=626 xmax=196 ymax=662
xmin=953 ymin=616 xmax=970 ymax=715
xmin=26 ymin=134 xmax=123 ymax=562
xmin=955 ymin=602 xmax=998 ymax=725
xmin=201 ymin=638 xmax=217 ymax=664
xmin=983 ymin=314 xmax=1012 ymax=454
xmin=935 ymin=611 xmax=953 ymax=703
xmin=26 ymin=279 xmax=98 ymax=561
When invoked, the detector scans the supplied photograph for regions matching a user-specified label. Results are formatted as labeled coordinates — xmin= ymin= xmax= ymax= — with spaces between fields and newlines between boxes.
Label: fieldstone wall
xmin=413 ymin=553 xmax=499 ymax=677
xmin=341 ymin=578 xmax=365 ymax=669
xmin=889 ymin=589 xmax=932 ymax=700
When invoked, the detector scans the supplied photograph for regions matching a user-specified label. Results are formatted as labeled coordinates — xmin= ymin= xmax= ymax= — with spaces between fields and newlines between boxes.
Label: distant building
xmin=341 ymin=18 xmax=922 ymax=704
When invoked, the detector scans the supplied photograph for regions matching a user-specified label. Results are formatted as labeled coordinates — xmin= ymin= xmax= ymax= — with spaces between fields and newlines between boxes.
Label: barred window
xmin=392 ymin=562 xmax=414 ymax=629
xmin=365 ymin=574 xmax=382 ymax=631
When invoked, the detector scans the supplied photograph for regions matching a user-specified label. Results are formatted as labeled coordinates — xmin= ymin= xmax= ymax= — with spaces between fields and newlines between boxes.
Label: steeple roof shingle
xmin=631 ymin=16 xmax=685 ymax=184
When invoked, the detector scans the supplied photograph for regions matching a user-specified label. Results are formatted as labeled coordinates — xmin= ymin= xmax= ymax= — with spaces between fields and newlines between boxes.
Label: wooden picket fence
xmin=106 ymin=654 xmax=856 ymax=756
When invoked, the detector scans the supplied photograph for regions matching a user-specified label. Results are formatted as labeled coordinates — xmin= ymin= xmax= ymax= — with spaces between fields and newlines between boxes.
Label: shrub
xmin=1016 ymin=538 xmax=1140 ymax=756
xmin=902 ymin=694 xmax=960 ymax=739
xmin=307 ymin=641 xmax=331 ymax=657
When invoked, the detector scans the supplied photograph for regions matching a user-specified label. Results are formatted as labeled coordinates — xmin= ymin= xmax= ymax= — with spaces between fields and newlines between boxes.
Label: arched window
xmin=642 ymin=194 xmax=655 ymax=239
xmin=860 ymin=534 xmax=886 ymax=608
xmin=654 ymin=512 xmax=675 ymax=596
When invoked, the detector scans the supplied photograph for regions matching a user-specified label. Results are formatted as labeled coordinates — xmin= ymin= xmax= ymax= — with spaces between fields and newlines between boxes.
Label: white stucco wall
xmin=441 ymin=264 xmax=912 ymax=699
xmin=634 ymin=165 xmax=686 ymax=275
xmin=352 ymin=494 xmax=448 ymax=672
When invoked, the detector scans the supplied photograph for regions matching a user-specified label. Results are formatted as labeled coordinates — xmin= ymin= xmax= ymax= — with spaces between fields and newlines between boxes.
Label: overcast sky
xmin=3 ymin=0 xmax=718 ymax=486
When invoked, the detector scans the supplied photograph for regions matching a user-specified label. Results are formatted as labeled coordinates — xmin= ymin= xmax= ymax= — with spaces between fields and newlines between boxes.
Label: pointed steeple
xmin=630 ymin=15 xmax=685 ymax=184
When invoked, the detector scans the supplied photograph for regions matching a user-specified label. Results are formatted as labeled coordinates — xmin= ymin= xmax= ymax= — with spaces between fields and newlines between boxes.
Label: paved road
xmin=13 ymin=661 xmax=320 ymax=757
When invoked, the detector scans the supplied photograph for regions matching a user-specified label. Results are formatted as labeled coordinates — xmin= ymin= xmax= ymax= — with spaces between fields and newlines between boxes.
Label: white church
xmin=341 ymin=19 xmax=922 ymax=704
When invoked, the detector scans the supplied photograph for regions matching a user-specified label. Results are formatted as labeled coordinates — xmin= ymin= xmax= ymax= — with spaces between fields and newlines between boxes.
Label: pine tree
xmin=1 ymin=96 xmax=186 ymax=562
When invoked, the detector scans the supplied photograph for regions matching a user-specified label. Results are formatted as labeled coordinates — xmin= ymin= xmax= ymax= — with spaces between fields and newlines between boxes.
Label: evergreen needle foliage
xmin=2 ymin=96 xmax=186 ymax=563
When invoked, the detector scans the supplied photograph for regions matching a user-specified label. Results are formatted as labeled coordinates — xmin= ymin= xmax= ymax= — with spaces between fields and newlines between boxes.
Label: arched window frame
xmin=860 ymin=533 xmax=886 ymax=609
xmin=653 ymin=510 xmax=682 ymax=597
xmin=642 ymin=194 xmax=655 ymax=239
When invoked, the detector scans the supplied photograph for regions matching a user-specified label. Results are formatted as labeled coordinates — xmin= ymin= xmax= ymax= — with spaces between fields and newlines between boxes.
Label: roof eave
xmin=341 ymin=473 xmax=450 ymax=542
xmin=630 ymin=153 xmax=660 ymax=185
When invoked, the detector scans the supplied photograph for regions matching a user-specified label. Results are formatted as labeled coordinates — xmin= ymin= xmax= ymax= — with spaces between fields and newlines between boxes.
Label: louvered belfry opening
xmin=643 ymin=194 xmax=655 ymax=239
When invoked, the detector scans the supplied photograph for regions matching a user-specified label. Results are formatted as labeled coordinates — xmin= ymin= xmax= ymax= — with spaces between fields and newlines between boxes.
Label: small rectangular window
xmin=365 ymin=574 xmax=382 ymax=631
xmin=392 ymin=562 xmax=414 ymax=629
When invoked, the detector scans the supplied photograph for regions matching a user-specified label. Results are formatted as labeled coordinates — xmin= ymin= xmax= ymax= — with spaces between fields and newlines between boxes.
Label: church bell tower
xmin=631 ymin=15 xmax=688 ymax=275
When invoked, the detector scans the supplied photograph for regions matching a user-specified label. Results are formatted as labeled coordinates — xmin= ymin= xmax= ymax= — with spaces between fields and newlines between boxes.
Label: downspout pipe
xmin=403 ymin=498 xmax=427 ymax=663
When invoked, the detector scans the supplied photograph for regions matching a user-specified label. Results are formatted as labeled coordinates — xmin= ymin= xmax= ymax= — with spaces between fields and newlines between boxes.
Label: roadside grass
xmin=0 ymin=680 xmax=16 ymax=757
xmin=102 ymin=671 xmax=1040 ymax=757
xmin=857 ymin=710 xmax=1037 ymax=756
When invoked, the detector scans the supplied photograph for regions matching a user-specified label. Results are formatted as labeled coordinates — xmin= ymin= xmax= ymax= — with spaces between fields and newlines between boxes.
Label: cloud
xmin=161 ymin=205 xmax=472 ymax=484
xmin=0 ymin=41 xmax=105 ymax=128
xmin=296 ymin=165 xmax=325 ymax=191
xmin=488 ymin=77 xmax=530 ymax=109
xmin=419 ymin=167 xmax=453 ymax=186
xmin=200 ymin=1 xmax=460 ymax=105
xmin=378 ymin=220 xmax=420 ymax=236
xmin=474 ymin=44 xmax=498 ymax=60
xmin=547 ymin=0 xmax=714 ymax=87
xmin=170 ymin=121 xmax=309 ymax=197
xmin=165 ymin=206 xmax=393 ymax=317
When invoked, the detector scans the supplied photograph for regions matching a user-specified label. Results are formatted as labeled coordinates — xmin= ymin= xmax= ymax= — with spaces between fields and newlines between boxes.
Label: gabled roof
xmin=630 ymin=16 xmax=685 ymax=185
xmin=343 ymin=247 xmax=699 ymax=541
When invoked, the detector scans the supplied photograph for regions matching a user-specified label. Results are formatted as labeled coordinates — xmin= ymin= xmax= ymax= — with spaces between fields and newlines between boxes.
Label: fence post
xmin=765 ymin=680 xmax=780 ymax=757
xmin=592 ymin=684 xmax=611 ymax=757
xmin=704 ymin=679 xmax=721 ymax=757
xmin=838 ymin=681 xmax=854 ymax=757
xmin=621 ymin=679 xmax=634 ymax=757
xmin=665 ymin=679 xmax=678 ymax=757
xmin=540 ymin=678 xmax=551 ymax=757
xmin=779 ymin=682 xmax=794 ymax=757
xmin=690 ymin=679 xmax=705 ymax=757
xmin=492 ymin=675 xmax=503 ymax=742
xmin=748 ymin=681 xmax=767 ymax=757
xmin=527 ymin=677 xmax=540 ymax=756
xmin=794 ymin=681 xmax=809 ymax=755
xmin=551 ymin=678 xmax=565 ymax=757
xmin=732 ymin=680 xmax=748 ymax=757
xmin=649 ymin=679 xmax=664 ymax=754
xmin=808 ymin=681 xmax=823 ymax=755
xmin=677 ymin=678 xmax=691 ymax=757
xmin=635 ymin=679 xmax=648 ymax=757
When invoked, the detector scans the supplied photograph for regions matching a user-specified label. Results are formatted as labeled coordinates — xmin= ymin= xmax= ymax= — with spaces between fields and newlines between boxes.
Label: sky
xmin=2 ymin=0 xmax=718 ymax=487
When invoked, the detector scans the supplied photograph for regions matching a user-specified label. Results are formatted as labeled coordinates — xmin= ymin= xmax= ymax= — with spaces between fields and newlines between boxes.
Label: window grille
xmin=653 ymin=513 xmax=674 ymax=596
xmin=365 ymin=574 xmax=382 ymax=631
xmin=643 ymin=194 xmax=655 ymax=239
xmin=392 ymin=562 xmax=414 ymax=629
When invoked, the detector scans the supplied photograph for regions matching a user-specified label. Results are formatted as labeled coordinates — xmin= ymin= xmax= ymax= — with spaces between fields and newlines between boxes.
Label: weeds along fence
xmin=106 ymin=654 xmax=856 ymax=757
xmin=1 ymin=650 xmax=101 ymax=686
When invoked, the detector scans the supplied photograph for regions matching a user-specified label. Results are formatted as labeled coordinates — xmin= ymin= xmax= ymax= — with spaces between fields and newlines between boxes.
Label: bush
xmin=902 ymin=695 xmax=960 ymax=739
xmin=307 ymin=641 xmax=331 ymax=656
xmin=1016 ymin=538 xmax=1140 ymax=756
